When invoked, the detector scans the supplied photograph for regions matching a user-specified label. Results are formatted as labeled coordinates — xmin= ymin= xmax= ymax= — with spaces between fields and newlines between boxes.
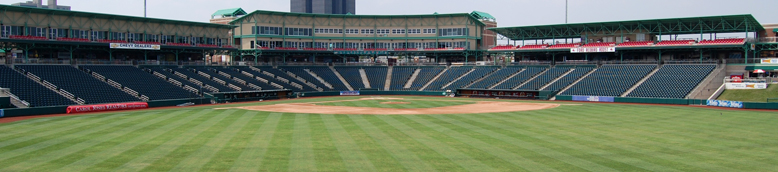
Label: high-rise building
xmin=11 ymin=0 xmax=71 ymax=10
xmin=291 ymin=0 xmax=355 ymax=14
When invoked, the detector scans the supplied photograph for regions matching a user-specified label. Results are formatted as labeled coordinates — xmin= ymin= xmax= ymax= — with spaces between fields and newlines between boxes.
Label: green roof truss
xmin=490 ymin=14 xmax=764 ymax=40
xmin=212 ymin=8 xmax=247 ymax=18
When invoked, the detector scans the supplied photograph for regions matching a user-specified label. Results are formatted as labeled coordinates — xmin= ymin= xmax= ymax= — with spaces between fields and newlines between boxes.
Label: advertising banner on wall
xmin=340 ymin=91 xmax=360 ymax=96
xmin=725 ymin=83 xmax=767 ymax=89
xmin=0 ymin=109 xmax=4 ymax=118
xmin=761 ymin=58 xmax=778 ymax=64
xmin=66 ymin=102 xmax=149 ymax=114
xmin=707 ymin=100 xmax=743 ymax=108
xmin=109 ymin=43 xmax=161 ymax=50
xmin=570 ymin=47 xmax=616 ymax=53
xmin=571 ymin=95 xmax=615 ymax=102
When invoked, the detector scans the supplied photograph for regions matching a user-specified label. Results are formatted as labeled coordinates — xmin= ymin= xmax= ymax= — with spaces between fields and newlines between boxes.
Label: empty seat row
xmin=627 ymin=65 xmax=716 ymax=98
xmin=15 ymin=65 xmax=140 ymax=104
xmin=442 ymin=66 xmax=499 ymax=90
xmin=424 ymin=66 xmax=473 ymax=91
xmin=81 ymin=65 xmax=195 ymax=100
xmin=0 ymin=65 xmax=74 ymax=107
xmin=561 ymin=65 xmax=656 ymax=96
xmin=518 ymin=67 xmax=571 ymax=90
xmin=334 ymin=67 xmax=366 ymax=89
xmin=491 ymin=67 xmax=546 ymax=90
xmin=364 ymin=66 xmax=388 ymax=90
xmin=467 ymin=66 xmax=523 ymax=89
xmin=543 ymin=67 xmax=595 ymax=91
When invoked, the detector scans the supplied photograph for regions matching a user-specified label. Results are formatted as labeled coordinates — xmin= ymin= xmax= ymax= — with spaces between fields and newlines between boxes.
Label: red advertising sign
xmin=730 ymin=75 xmax=743 ymax=83
xmin=66 ymin=102 xmax=149 ymax=114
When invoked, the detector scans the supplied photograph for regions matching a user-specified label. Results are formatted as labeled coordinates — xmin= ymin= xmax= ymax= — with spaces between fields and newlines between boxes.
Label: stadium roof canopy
xmin=470 ymin=11 xmax=495 ymax=21
xmin=231 ymin=10 xmax=489 ymax=26
xmin=490 ymin=14 xmax=764 ymax=40
xmin=212 ymin=8 xmax=247 ymax=18
xmin=0 ymin=4 xmax=234 ymax=29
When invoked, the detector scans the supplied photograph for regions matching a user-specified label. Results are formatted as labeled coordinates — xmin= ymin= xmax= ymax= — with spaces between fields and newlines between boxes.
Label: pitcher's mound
xmin=381 ymin=102 xmax=411 ymax=104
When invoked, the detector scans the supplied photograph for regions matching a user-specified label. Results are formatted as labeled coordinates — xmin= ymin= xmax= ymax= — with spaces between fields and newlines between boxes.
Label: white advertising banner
xmin=570 ymin=47 xmax=616 ymax=53
xmin=761 ymin=58 xmax=778 ymax=64
xmin=110 ymin=43 xmax=161 ymax=50
xmin=725 ymin=83 xmax=767 ymax=89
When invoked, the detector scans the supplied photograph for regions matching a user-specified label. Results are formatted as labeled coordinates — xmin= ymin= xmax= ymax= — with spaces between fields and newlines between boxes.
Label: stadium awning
xmin=212 ymin=8 xmax=247 ymax=18
xmin=745 ymin=66 xmax=778 ymax=71
xmin=773 ymin=28 xmax=778 ymax=32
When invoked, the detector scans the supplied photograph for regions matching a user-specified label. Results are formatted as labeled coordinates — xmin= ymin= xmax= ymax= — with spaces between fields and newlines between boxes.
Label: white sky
xmin=2 ymin=0 xmax=775 ymax=44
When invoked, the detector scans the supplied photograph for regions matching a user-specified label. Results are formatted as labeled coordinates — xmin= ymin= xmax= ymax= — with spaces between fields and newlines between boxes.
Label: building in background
xmin=291 ymin=0 xmax=355 ymax=14
xmin=11 ymin=0 xmax=70 ymax=10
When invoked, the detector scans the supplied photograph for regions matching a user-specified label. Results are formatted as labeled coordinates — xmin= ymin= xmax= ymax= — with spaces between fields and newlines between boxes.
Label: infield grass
xmin=0 ymin=96 xmax=777 ymax=171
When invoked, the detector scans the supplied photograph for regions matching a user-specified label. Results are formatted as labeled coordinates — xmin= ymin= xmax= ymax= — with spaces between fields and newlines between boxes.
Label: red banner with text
xmin=66 ymin=102 xmax=149 ymax=114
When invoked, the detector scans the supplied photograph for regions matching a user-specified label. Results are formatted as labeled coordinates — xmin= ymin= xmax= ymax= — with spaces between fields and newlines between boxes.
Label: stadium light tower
xmin=565 ymin=0 xmax=568 ymax=23
xmin=144 ymin=0 xmax=147 ymax=18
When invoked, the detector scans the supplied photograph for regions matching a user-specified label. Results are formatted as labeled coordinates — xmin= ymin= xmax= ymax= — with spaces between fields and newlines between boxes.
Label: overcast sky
xmin=2 ymin=0 xmax=775 ymax=26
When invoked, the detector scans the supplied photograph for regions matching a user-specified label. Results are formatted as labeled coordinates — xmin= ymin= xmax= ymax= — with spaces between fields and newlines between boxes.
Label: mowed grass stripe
xmin=346 ymin=115 xmax=437 ymax=172
xmin=229 ymin=113 xmax=282 ymax=172
xmin=0 ymin=115 xmax=96 ymax=138
xmin=0 ymin=114 xmax=126 ymax=149
xmin=546 ymin=106 xmax=774 ymax=171
xmin=485 ymin=110 xmax=722 ymax=172
xmin=445 ymin=113 xmax=678 ymax=172
xmin=320 ymin=114 xmax=376 ymax=172
xmin=488 ymin=106 xmax=740 ymax=171
xmin=113 ymin=109 xmax=231 ymax=172
xmin=375 ymin=115 xmax=496 ymax=172
xmin=446 ymin=113 xmax=620 ymax=172
xmin=169 ymin=111 xmax=256 ymax=172
xmin=0 ymin=113 xmax=136 ymax=163
xmin=53 ymin=110 xmax=204 ymax=171
xmin=288 ymin=114 xmax=317 ymax=172
xmin=405 ymin=115 xmax=558 ymax=172
xmin=1 ymin=111 xmax=182 ymax=171
xmin=141 ymin=109 xmax=243 ymax=171
xmin=308 ymin=115 xmax=347 ymax=171
xmin=337 ymin=115 xmax=405 ymax=171
xmin=258 ymin=114 xmax=295 ymax=171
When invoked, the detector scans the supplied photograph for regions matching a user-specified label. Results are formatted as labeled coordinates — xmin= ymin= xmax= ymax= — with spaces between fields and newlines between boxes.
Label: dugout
xmin=456 ymin=88 xmax=557 ymax=100
xmin=205 ymin=89 xmax=292 ymax=103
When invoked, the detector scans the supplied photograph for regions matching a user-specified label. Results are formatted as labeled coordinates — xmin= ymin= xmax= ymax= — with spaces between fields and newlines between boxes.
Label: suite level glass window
xmin=146 ymin=34 xmax=159 ymax=42
xmin=161 ymin=35 xmax=173 ymax=44
xmin=127 ymin=33 xmax=143 ymax=42
xmin=177 ymin=36 xmax=189 ymax=44
xmin=438 ymin=28 xmax=468 ymax=37
xmin=407 ymin=29 xmax=421 ymax=34
xmin=190 ymin=37 xmax=203 ymax=45
xmin=345 ymin=29 xmax=359 ymax=34
xmin=392 ymin=29 xmax=405 ymax=34
xmin=1 ymin=26 xmax=23 ymax=37
xmin=91 ymin=31 xmax=107 ymax=41
xmin=360 ymin=29 xmax=374 ymax=34
xmin=48 ymin=28 xmax=67 ymax=39
xmin=285 ymin=28 xmax=312 ymax=36
xmin=72 ymin=30 xmax=89 ymax=39
xmin=110 ymin=32 xmax=126 ymax=41
xmin=314 ymin=28 xmax=343 ymax=34
xmin=27 ymin=27 xmax=46 ymax=37
xmin=423 ymin=28 xmax=436 ymax=34
xmin=252 ymin=26 xmax=282 ymax=35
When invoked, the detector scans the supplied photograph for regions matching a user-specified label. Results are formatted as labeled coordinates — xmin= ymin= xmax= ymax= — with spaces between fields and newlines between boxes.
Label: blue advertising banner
xmin=340 ymin=91 xmax=360 ymax=96
xmin=572 ymin=95 xmax=615 ymax=102
xmin=707 ymin=100 xmax=743 ymax=108
xmin=0 ymin=109 xmax=4 ymax=118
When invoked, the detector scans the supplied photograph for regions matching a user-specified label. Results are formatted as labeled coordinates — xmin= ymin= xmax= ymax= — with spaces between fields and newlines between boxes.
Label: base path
xmin=225 ymin=101 xmax=560 ymax=115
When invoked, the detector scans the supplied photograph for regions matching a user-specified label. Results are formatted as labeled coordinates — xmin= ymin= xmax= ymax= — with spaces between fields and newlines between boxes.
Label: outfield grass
xmin=0 ymin=96 xmax=777 ymax=171
xmin=718 ymin=84 xmax=778 ymax=102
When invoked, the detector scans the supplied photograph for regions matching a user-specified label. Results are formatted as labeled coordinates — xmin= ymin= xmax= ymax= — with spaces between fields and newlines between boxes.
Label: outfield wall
xmin=1 ymin=98 xmax=211 ymax=118
xmin=556 ymin=95 xmax=778 ymax=110
xmin=298 ymin=91 xmax=448 ymax=97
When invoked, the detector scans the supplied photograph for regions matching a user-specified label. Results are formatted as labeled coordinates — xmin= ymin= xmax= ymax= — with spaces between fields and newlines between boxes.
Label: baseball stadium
xmin=1 ymin=0 xmax=778 ymax=171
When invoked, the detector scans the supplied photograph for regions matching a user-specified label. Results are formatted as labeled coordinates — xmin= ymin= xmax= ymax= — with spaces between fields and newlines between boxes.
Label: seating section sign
xmin=340 ymin=91 xmax=360 ymax=96
xmin=570 ymin=47 xmax=616 ymax=53
xmin=572 ymin=95 xmax=615 ymax=102
xmin=725 ymin=83 xmax=767 ymax=89
xmin=110 ymin=43 xmax=161 ymax=50
xmin=707 ymin=100 xmax=743 ymax=108
xmin=66 ymin=102 xmax=149 ymax=114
